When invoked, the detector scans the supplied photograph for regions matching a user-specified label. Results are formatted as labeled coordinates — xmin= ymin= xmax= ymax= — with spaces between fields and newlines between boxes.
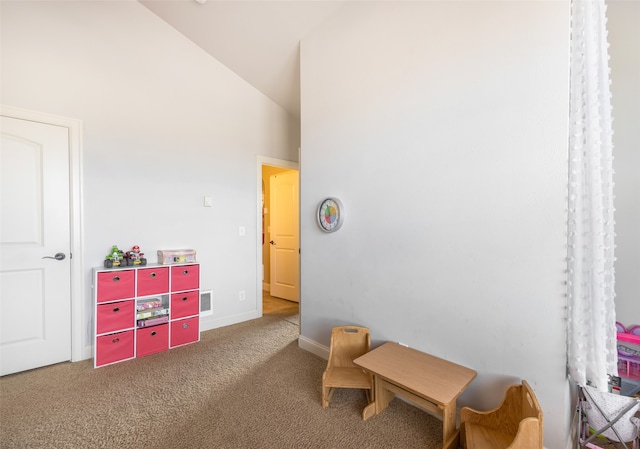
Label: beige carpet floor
xmin=1 ymin=311 xmax=443 ymax=449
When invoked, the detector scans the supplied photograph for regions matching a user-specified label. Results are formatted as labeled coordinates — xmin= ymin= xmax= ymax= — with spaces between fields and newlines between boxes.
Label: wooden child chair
xmin=460 ymin=380 xmax=543 ymax=449
xmin=321 ymin=326 xmax=373 ymax=408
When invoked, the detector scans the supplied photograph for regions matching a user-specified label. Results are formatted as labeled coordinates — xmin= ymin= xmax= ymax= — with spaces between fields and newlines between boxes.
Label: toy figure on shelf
xmin=104 ymin=245 xmax=126 ymax=269
xmin=125 ymin=245 xmax=147 ymax=266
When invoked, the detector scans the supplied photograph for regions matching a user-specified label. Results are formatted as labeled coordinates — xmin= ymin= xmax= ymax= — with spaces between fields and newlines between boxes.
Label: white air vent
xmin=200 ymin=290 xmax=212 ymax=317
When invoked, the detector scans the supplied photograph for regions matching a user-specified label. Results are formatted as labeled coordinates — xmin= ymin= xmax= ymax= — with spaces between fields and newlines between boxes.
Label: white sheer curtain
xmin=567 ymin=0 xmax=618 ymax=392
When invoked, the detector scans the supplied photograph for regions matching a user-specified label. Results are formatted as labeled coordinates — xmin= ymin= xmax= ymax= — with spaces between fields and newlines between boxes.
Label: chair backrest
xmin=582 ymin=384 xmax=640 ymax=442
xmin=483 ymin=381 xmax=542 ymax=437
xmin=521 ymin=380 xmax=543 ymax=421
xmin=520 ymin=380 xmax=544 ymax=445
xmin=327 ymin=326 xmax=370 ymax=369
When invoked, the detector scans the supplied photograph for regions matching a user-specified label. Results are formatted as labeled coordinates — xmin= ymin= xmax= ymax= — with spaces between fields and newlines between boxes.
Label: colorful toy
xmin=125 ymin=245 xmax=147 ymax=266
xmin=104 ymin=245 xmax=126 ymax=269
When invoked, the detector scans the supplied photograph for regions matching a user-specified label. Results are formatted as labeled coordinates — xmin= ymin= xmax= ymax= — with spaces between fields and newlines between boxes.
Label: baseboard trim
xmin=82 ymin=345 xmax=93 ymax=361
xmin=565 ymin=404 xmax=578 ymax=449
xmin=298 ymin=335 xmax=329 ymax=360
xmin=199 ymin=310 xmax=261 ymax=333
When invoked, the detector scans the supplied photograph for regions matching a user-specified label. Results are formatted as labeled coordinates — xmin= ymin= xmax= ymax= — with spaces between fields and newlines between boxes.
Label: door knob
xmin=269 ymin=240 xmax=276 ymax=245
xmin=42 ymin=252 xmax=66 ymax=261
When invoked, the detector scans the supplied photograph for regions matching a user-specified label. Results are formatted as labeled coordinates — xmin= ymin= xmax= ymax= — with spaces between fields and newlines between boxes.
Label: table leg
xmin=361 ymin=375 xmax=395 ymax=420
xmin=362 ymin=375 xmax=379 ymax=420
xmin=441 ymin=402 xmax=458 ymax=449
xmin=375 ymin=375 xmax=395 ymax=413
xmin=362 ymin=402 xmax=377 ymax=420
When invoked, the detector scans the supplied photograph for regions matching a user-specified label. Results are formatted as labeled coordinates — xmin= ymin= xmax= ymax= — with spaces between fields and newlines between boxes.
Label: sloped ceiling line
xmin=139 ymin=0 xmax=349 ymax=119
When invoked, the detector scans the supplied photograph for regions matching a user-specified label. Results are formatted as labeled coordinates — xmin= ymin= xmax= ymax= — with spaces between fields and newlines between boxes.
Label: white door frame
xmin=256 ymin=156 xmax=299 ymax=315
xmin=1 ymin=105 xmax=85 ymax=362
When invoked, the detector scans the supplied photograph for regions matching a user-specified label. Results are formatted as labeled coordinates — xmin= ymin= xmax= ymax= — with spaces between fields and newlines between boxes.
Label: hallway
xmin=263 ymin=291 xmax=299 ymax=325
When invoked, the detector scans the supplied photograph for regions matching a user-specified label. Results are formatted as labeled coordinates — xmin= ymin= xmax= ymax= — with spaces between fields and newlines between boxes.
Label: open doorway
xmin=257 ymin=157 xmax=299 ymax=322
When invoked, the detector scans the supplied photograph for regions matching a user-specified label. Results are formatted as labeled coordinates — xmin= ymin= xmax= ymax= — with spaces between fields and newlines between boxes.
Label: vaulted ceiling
xmin=140 ymin=0 xmax=348 ymax=119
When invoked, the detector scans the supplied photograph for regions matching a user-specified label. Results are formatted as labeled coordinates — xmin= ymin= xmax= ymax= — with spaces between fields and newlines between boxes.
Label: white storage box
xmin=157 ymin=249 xmax=197 ymax=265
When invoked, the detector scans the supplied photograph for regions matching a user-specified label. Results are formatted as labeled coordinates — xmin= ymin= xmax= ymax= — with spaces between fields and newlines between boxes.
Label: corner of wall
xmin=298 ymin=335 xmax=329 ymax=360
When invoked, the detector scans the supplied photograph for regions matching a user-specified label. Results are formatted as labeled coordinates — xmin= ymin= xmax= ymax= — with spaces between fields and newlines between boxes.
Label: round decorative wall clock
xmin=317 ymin=197 xmax=345 ymax=233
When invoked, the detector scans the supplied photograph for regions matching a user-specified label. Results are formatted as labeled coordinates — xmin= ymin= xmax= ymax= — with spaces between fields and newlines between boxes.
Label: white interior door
xmin=0 ymin=115 xmax=72 ymax=376
xmin=269 ymin=171 xmax=299 ymax=302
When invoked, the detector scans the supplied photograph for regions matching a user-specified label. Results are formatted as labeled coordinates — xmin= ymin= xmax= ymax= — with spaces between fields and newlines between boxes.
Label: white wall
xmin=608 ymin=0 xmax=640 ymax=327
xmin=300 ymin=2 xmax=571 ymax=448
xmin=1 ymin=1 xmax=298 ymax=351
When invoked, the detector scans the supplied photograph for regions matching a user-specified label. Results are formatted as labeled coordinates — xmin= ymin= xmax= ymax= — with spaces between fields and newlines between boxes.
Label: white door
xmin=0 ymin=115 xmax=72 ymax=376
xmin=269 ymin=171 xmax=300 ymax=302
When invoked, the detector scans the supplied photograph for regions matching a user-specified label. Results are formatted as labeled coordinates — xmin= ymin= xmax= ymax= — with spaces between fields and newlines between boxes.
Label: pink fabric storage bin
xmin=96 ymin=270 xmax=135 ymax=303
xmin=170 ymin=291 xmax=199 ymax=319
xmin=136 ymin=324 xmax=169 ymax=357
xmin=96 ymin=300 xmax=134 ymax=334
xmin=170 ymin=264 xmax=199 ymax=292
xmin=170 ymin=316 xmax=199 ymax=348
xmin=137 ymin=267 xmax=169 ymax=296
xmin=95 ymin=330 xmax=134 ymax=367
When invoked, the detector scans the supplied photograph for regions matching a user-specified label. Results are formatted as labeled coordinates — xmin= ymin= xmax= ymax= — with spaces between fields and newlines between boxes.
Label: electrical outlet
xmin=239 ymin=290 xmax=245 ymax=301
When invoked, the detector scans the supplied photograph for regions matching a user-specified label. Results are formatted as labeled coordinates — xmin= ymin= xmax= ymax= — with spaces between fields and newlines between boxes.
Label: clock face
xmin=317 ymin=198 xmax=344 ymax=232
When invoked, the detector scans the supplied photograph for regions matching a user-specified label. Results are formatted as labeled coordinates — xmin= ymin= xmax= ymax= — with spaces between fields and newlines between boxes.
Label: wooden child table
xmin=354 ymin=342 xmax=477 ymax=449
